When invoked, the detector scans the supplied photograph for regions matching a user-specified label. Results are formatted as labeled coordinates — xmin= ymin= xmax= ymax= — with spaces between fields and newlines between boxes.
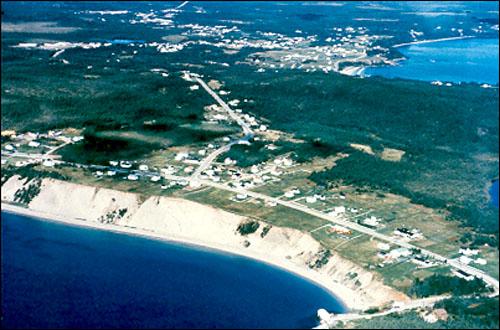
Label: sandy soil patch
xmin=207 ymin=79 xmax=223 ymax=90
xmin=381 ymin=147 xmax=406 ymax=161
xmin=2 ymin=177 xmax=410 ymax=310
xmin=350 ymin=143 xmax=375 ymax=155
xmin=2 ymin=22 xmax=80 ymax=34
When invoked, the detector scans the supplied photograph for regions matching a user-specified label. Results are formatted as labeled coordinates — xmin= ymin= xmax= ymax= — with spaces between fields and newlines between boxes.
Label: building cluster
xmin=377 ymin=246 xmax=413 ymax=265
xmin=242 ymin=28 xmax=394 ymax=75
xmin=2 ymin=129 xmax=83 ymax=168
xmin=393 ymin=227 xmax=424 ymax=241
xmin=456 ymin=247 xmax=487 ymax=266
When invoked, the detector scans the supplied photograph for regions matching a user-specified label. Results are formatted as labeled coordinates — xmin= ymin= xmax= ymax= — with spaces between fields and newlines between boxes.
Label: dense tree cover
xmin=309 ymin=151 xmax=499 ymax=239
xmin=217 ymin=67 xmax=499 ymax=241
xmin=346 ymin=297 xmax=499 ymax=329
xmin=58 ymin=129 xmax=162 ymax=165
xmin=13 ymin=178 xmax=41 ymax=205
xmin=2 ymin=38 xmax=498 ymax=242
xmin=220 ymin=138 xmax=344 ymax=168
xmin=220 ymin=140 xmax=277 ymax=167
xmin=435 ymin=296 xmax=499 ymax=329
xmin=408 ymin=274 xmax=490 ymax=298
xmin=1 ymin=164 xmax=67 ymax=186
xmin=237 ymin=220 xmax=260 ymax=235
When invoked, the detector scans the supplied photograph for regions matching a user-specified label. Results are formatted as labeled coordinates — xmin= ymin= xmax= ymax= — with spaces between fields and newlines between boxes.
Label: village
xmin=1 ymin=70 xmax=494 ymax=302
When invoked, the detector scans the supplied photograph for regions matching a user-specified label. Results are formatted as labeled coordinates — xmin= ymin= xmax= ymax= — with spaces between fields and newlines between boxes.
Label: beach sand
xmin=1 ymin=177 xmax=410 ymax=311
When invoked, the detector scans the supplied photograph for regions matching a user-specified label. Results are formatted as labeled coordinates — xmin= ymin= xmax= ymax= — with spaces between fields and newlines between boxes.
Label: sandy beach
xmin=1 ymin=177 xmax=409 ymax=311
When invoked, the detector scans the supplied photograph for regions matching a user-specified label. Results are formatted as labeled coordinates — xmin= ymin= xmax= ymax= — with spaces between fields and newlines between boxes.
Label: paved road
xmin=45 ymin=141 xmax=72 ymax=155
xmin=393 ymin=36 xmax=474 ymax=48
xmin=4 ymin=73 xmax=498 ymax=310
xmin=322 ymin=294 xmax=452 ymax=326
xmin=194 ymin=77 xmax=254 ymax=136
xmin=166 ymin=174 xmax=500 ymax=295
xmin=5 ymin=146 xmax=499 ymax=304
xmin=191 ymin=142 xmax=235 ymax=179
xmin=190 ymin=75 xmax=254 ymax=179
xmin=176 ymin=1 xmax=189 ymax=9
xmin=4 ymin=132 xmax=498 ymax=295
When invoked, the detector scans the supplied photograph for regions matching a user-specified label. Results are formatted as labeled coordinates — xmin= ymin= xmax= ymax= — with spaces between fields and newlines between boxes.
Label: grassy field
xmin=211 ymin=66 xmax=498 ymax=246
xmin=341 ymin=296 xmax=499 ymax=329
xmin=176 ymin=186 xmax=328 ymax=231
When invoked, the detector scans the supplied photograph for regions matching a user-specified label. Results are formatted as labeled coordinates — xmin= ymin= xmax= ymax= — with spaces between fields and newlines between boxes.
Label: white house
xmin=458 ymin=256 xmax=473 ymax=265
xmin=459 ymin=248 xmax=479 ymax=256
xmin=306 ymin=196 xmax=317 ymax=204
xmin=127 ymin=174 xmax=139 ymax=181
xmin=452 ymin=269 xmax=475 ymax=281
xmin=236 ymin=193 xmax=248 ymax=200
xmin=42 ymin=159 xmax=55 ymax=167
xmin=175 ymin=152 xmax=189 ymax=161
xmin=388 ymin=248 xmax=412 ymax=259
xmin=377 ymin=242 xmax=391 ymax=251
xmin=334 ymin=206 xmax=346 ymax=214
xmin=120 ymin=161 xmax=132 ymax=169
xmin=474 ymin=258 xmax=487 ymax=265
xmin=362 ymin=216 xmax=380 ymax=227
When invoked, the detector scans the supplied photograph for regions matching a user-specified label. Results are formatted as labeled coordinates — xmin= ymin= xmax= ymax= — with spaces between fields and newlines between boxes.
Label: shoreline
xmin=392 ymin=35 xmax=475 ymax=48
xmin=1 ymin=203 xmax=350 ymax=312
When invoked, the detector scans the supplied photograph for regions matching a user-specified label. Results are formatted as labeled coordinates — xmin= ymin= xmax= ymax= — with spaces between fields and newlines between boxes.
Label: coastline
xmin=1 ymin=177 xmax=410 ymax=311
xmin=1 ymin=202 xmax=350 ymax=311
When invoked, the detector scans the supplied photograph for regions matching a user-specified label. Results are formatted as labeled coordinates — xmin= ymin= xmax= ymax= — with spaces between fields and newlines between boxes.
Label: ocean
xmin=1 ymin=212 xmax=345 ymax=329
xmin=490 ymin=180 xmax=499 ymax=208
xmin=365 ymin=38 xmax=499 ymax=85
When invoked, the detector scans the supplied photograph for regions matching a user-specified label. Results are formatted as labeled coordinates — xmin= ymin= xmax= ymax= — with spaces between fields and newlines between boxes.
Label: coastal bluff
xmin=2 ymin=177 xmax=409 ymax=310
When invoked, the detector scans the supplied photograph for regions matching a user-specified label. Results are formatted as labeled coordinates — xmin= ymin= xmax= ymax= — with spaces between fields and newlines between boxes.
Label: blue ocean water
xmin=1 ymin=212 xmax=345 ymax=329
xmin=365 ymin=38 xmax=499 ymax=84
xmin=106 ymin=39 xmax=145 ymax=45
xmin=490 ymin=180 xmax=499 ymax=208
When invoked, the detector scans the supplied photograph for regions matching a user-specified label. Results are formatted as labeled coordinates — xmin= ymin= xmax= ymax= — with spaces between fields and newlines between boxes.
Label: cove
xmin=365 ymin=38 xmax=499 ymax=85
xmin=1 ymin=212 xmax=346 ymax=329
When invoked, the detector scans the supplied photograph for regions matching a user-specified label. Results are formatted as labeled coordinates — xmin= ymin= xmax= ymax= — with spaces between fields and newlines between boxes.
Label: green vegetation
xmin=1 ymin=59 xmax=239 ymax=164
xmin=344 ymin=297 xmax=499 ymax=329
xmin=98 ymin=208 xmax=128 ymax=224
xmin=219 ymin=140 xmax=277 ymax=167
xmin=435 ymin=296 xmax=499 ymax=328
xmin=237 ymin=220 xmax=260 ymax=235
xmin=13 ymin=178 xmax=41 ymax=205
xmin=1 ymin=59 xmax=208 ymax=133
xmin=308 ymin=248 xmax=331 ymax=269
xmin=260 ymin=224 xmax=272 ymax=238
xmin=220 ymin=138 xmax=343 ymax=168
xmin=1 ymin=164 xmax=68 ymax=185
xmin=290 ymin=138 xmax=345 ymax=163
xmin=408 ymin=274 xmax=490 ymax=298
xmin=58 ymin=128 xmax=163 ymax=165
xmin=58 ymin=123 xmax=238 ymax=165
xmin=219 ymin=68 xmax=498 ymax=244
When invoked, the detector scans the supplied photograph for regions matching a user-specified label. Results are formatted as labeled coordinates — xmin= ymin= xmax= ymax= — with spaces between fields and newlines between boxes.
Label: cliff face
xmin=2 ymin=177 xmax=409 ymax=309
